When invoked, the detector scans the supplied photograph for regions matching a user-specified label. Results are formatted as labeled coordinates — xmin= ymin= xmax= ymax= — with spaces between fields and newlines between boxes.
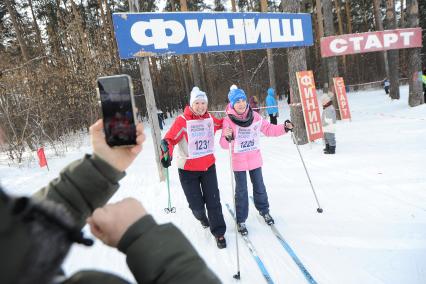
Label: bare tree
xmin=169 ymin=0 xmax=190 ymax=95
xmin=406 ymin=0 xmax=423 ymax=106
xmin=385 ymin=0 xmax=401 ymax=100
xmin=344 ymin=0 xmax=353 ymax=34
xmin=313 ymin=0 xmax=327 ymax=87
xmin=4 ymin=0 xmax=29 ymax=61
xmin=261 ymin=0 xmax=276 ymax=91
xmin=334 ymin=0 xmax=346 ymax=74
xmin=230 ymin=0 xmax=250 ymax=96
xmin=282 ymin=0 xmax=308 ymax=145
xmin=344 ymin=0 xmax=354 ymax=77
xmin=180 ymin=0 xmax=202 ymax=88
xmin=199 ymin=54 xmax=209 ymax=92
xmin=104 ymin=0 xmax=121 ymax=72
xmin=315 ymin=0 xmax=324 ymax=37
xmin=373 ymin=0 xmax=390 ymax=79
xmin=322 ymin=0 xmax=341 ymax=119
xmin=28 ymin=0 xmax=44 ymax=53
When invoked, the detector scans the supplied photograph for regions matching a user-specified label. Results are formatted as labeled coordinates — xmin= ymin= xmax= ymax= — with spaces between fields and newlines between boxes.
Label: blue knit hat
xmin=228 ymin=88 xmax=247 ymax=107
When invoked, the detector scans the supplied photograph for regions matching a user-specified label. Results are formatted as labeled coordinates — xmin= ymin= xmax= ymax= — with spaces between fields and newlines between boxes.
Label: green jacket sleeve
xmin=118 ymin=215 xmax=221 ymax=284
xmin=33 ymin=154 xmax=125 ymax=228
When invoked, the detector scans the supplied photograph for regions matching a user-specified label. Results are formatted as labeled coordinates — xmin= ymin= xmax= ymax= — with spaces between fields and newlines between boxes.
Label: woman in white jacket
xmin=321 ymin=92 xmax=337 ymax=154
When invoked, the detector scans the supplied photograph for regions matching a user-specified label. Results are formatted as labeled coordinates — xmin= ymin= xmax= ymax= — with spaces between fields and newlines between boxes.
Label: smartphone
xmin=96 ymin=74 xmax=137 ymax=147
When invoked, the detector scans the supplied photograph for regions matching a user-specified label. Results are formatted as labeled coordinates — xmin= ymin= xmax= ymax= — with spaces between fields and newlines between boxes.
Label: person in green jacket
xmin=0 ymin=119 xmax=220 ymax=284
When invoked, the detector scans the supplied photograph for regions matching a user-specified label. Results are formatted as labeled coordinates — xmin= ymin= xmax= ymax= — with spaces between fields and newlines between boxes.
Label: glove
xmin=161 ymin=155 xmax=172 ymax=168
xmin=225 ymin=133 xmax=234 ymax=142
xmin=284 ymin=119 xmax=293 ymax=133
xmin=160 ymin=139 xmax=172 ymax=168
xmin=223 ymin=127 xmax=234 ymax=142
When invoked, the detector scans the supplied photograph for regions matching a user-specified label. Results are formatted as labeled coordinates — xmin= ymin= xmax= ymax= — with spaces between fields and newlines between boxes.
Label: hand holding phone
xmin=97 ymin=75 xmax=137 ymax=147
xmin=90 ymin=119 xmax=145 ymax=172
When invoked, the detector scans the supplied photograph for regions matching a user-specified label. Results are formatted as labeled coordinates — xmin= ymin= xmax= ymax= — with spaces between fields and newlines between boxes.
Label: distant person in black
xmin=383 ymin=78 xmax=390 ymax=95
xmin=157 ymin=111 xmax=165 ymax=130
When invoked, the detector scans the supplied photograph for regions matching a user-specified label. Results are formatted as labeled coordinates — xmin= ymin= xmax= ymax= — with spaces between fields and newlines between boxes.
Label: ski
xmin=225 ymin=203 xmax=275 ymax=284
xmin=250 ymin=196 xmax=317 ymax=284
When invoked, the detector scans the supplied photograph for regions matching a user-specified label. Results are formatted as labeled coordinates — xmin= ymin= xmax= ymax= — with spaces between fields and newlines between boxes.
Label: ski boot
xmin=216 ymin=236 xmax=227 ymax=249
xmin=237 ymin=223 xmax=248 ymax=236
xmin=261 ymin=212 xmax=275 ymax=225
xmin=325 ymin=146 xmax=336 ymax=154
xmin=200 ymin=218 xmax=210 ymax=229
xmin=323 ymin=144 xmax=330 ymax=153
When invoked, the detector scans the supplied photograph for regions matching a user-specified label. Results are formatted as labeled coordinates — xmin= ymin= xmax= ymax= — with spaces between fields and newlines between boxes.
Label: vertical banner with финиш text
xmin=296 ymin=71 xmax=323 ymax=142
xmin=333 ymin=77 xmax=351 ymax=120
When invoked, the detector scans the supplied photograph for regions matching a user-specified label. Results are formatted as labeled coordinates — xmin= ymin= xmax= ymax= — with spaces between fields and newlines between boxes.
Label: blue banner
xmin=113 ymin=12 xmax=313 ymax=59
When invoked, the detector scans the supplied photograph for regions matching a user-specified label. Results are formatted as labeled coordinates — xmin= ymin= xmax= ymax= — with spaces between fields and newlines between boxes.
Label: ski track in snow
xmin=1 ymin=86 xmax=426 ymax=284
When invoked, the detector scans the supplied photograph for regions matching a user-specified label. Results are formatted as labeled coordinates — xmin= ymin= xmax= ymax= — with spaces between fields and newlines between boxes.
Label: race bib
xmin=186 ymin=118 xmax=215 ymax=158
xmin=234 ymin=120 xmax=261 ymax=153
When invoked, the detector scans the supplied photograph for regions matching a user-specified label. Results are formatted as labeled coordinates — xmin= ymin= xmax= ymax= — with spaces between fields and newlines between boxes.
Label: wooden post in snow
xmin=129 ymin=0 xmax=164 ymax=181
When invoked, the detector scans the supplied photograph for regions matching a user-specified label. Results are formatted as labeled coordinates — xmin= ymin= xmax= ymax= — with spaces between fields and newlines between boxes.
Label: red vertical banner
xmin=333 ymin=77 xmax=352 ymax=120
xmin=296 ymin=71 xmax=324 ymax=142
xmin=37 ymin=147 xmax=49 ymax=170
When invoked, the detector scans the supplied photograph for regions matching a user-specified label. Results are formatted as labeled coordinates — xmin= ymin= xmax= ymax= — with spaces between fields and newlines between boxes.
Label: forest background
xmin=1 ymin=0 xmax=425 ymax=163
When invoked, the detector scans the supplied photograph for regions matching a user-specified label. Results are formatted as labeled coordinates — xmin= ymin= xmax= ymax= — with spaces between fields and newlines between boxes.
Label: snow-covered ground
xmin=1 ymin=86 xmax=426 ymax=284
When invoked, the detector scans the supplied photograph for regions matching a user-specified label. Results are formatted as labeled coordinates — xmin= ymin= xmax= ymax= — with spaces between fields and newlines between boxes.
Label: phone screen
xmin=97 ymin=75 xmax=136 ymax=146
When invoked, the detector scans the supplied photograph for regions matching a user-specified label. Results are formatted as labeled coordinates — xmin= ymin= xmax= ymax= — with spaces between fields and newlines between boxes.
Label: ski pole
xmin=228 ymin=141 xmax=241 ymax=280
xmin=290 ymin=131 xmax=323 ymax=213
xmin=164 ymin=166 xmax=176 ymax=213
xmin=161 ymin=146 xmax=176 ymax=214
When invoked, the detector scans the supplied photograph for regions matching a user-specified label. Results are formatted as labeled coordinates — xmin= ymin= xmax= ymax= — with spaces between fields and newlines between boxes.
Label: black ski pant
xmin=269 ymin=114 xmax=278 ymax=125
xmin=234 ymin=167 xmax=270 ymax=223
xmin=178 ymin=164 xmax=226 ymax=237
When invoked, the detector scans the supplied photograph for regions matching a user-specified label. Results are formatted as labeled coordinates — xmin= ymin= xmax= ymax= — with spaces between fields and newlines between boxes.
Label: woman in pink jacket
xmin=220 ymin=88 xmax=293 ymax=235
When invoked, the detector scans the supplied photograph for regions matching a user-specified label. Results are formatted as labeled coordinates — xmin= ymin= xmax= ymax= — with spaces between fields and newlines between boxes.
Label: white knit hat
xmin=230 ymin=84 xmax=238 ymax=91
xmin=190 ymin=87 xmax=208 ymax=106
